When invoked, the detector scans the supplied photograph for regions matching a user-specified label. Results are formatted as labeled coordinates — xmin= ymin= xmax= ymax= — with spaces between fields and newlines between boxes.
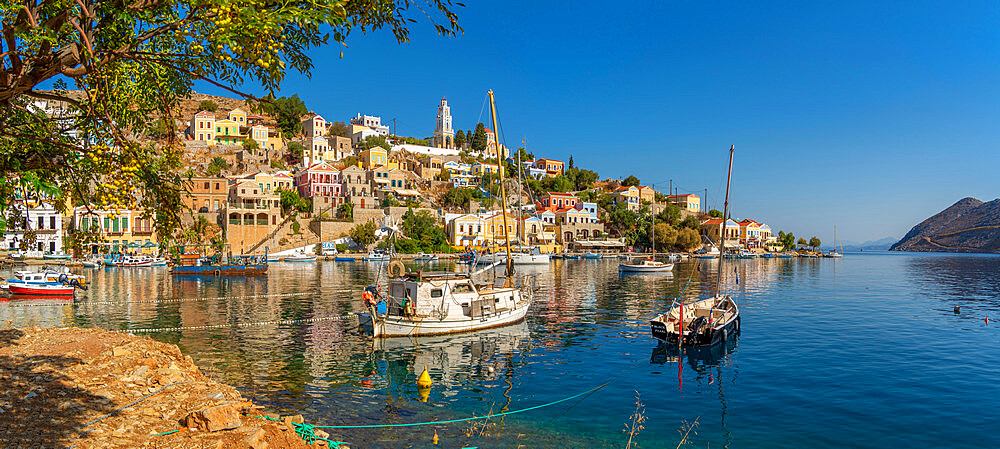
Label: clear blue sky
xmin=198 ymin=0 xmax=1000 ymax=244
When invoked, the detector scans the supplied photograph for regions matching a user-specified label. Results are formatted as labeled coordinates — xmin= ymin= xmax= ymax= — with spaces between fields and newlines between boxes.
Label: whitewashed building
xmin=3 ymin=203 xmax=64 ymax=257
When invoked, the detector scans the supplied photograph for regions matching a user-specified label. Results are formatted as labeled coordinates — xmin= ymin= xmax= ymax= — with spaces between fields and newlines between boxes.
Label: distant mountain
xmin=890 ymin=197 xmax=1000 ymax=253
xmin=840 ymin=237 xmax=897 ymax=251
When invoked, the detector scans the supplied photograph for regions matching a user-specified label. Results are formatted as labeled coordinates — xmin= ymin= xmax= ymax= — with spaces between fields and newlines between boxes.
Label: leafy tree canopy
xmin=358 ymin=135 xmax=391 ymax=152
xmin=206 ymin=156 xmax=229 ymax=176
xmin=285 ymin=141 xmax=305 ymax=165
xmin=0 ymin=0 xmax=461 ymax=238
xmin=622 ymin=175 xmax=641 ymax=187
xmin=260 ymin=95 xmax=308 ymax=137
xmin=329 ymin=121 xmax=351 ymax=138
xmin=709 ymin=209 xmax=723 ymax=218
xmin=198 ymin=100 xmax=219 ymax=112
xmin=350 ymin=221 xmax=378 ymax=247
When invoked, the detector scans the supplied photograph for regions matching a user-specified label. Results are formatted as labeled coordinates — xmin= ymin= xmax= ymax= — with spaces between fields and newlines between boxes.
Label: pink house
xmin=295 ymin=162 xmax=342 ymax=203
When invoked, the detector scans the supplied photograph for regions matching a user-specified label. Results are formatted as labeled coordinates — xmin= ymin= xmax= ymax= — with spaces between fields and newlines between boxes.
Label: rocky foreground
xmin=0 ymin=327 xmax=344 ymax=448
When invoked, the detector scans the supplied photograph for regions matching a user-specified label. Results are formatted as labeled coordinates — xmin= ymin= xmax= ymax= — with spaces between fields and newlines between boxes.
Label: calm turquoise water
xmin=3 ymin=252 xmax=1000 ymax=448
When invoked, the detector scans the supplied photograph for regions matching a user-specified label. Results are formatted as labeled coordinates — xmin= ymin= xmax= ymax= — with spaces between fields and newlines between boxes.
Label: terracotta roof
xmin=666 ymin=194 xmax=699 ymax=199
xmin=544 ymin=192 xmax=576 ymax=197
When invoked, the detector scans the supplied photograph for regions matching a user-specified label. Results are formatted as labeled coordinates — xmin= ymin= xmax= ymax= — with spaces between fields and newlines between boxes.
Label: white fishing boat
xmin=413 ymin=253 xmax=439 ymax=262
xmin=360 ymin=90 xmax=532 ymax=338
xmin=476 ymin=249 xmax=550 ymax=265
xmin=284 ymin=250 xmax=317 ymax=262
xmin=650 ymin=145 xmax=742 ymax=347
xmin=362 ymin=249 xmax=391 ymax=261
xmin=150 ymin=257 xmax=168 ymax=266
xmin=116 ymin=256 xmax=152 ymax=267
xmin=619 ymin=257 xmax=674 ymax=272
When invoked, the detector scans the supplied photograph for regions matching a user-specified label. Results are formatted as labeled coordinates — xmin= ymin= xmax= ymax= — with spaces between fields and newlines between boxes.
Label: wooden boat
xmin=582 ymin=252 xmax=603 ymax=260
xmin=563 ymin=254 xmax=580 ymax=260
xmin=360 ymin=90 xmax=531 ymax=338
xmin=334 ymin=256 xmax=356 ymax=262
xmin=777 ymin=253 xmax=794 ymax=259
xmin=284 ymin=254 xmax=317 ymax=262
xmin=170 ymin=251 xmax=267 ymax=276
xmin=413 ymin=253 xmax=439 ymax=262
xmin=150 ymin=258 xmax=168 ymax=266
xmin=8 ymin=282 xmax=74 ymax=296
xmin=650 ymin=145 xmax=741 ymax=347
xmin=42 ymin=253 xmax=71 ymax=260
xmin=81 ymin=259 xmax=101 ymax=268
xmin=619 ymin=257 xmax=674 ymax=272
xmin=116 ymin=256 xmax=152 ymax=267
xmin=362 ymin=250 xmax=391 ymax=261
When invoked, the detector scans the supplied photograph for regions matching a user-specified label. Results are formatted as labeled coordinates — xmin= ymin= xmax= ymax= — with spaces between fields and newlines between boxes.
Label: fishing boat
xmin=724 ymin=249 xmax=755 ymax=259
xmin=81 ymin=259 xmax=101 ymax=268
xmin=116 ymin=255 xmax=152 ymax=267
xmin=650 ymin=145 xmax=741 ymax=347
xmin=42 ymin=252 xmax=71 ymax=260
xmin=413 ymin=253 xmax=439 ymax=262
xmin=777 ymin=253 xmax=794 ymax=259
xmin=169 ymin=248 xmax=267 ymax=276
xmin=477 ymin=248 xmax=549 ymax=265
xmin=150 ymin=257 xmax=168 ymax=266
xmin=582 ymin=252 xmax=603 ymax=260
xmin=362 ymin=249 xmax=391 ymax=261
xmin=359 ymin=90 xmax=531 ymax=338
xmin=284 ymin=250 xmax=317 ymax=262
xmin=334 ymin=256 xmax=356 ymax=262
xmin=5 ymin=272 xmax=78 ymax=296
xmin=824 ymin=226 xmax=844 ymax=258
xmin=266 ymin=255 xmax=281 ymax=263
xmin=563 ymin=254 xmax=580 ymax=260
xmin=619 ymin=257 xmax=674 ymax=273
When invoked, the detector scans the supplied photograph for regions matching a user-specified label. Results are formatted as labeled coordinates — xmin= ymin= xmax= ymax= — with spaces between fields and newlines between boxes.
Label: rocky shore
xmin=0 ymin=327 xmax=344 ymax=448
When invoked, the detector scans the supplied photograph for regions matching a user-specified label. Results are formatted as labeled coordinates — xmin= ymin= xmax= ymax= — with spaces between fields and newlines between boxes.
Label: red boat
xmin=8 ymin=283 xmax=75 ymax=296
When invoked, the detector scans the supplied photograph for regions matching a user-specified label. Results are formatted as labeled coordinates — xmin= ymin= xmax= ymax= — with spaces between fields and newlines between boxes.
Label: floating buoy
xmin=417 ymin=366 xmax=432 ymax=388
xmin=986 ymin=316 xmax=990 ymax=325
xmin=954 ymin=305 xmax=961 ymax=314
xmin=432 ymin=429 xmax=439 ymax=445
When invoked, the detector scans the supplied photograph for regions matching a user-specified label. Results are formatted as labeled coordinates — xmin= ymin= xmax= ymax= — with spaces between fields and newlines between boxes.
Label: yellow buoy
xmin=432 ymin=429 xmax=439 ymax=445
xmin=416 ymin=366 xmax=432 ymax=388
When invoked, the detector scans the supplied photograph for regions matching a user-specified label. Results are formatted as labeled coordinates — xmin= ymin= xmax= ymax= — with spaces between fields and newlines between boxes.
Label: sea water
xmin=3 ymin=251 xmax=999 ymax=448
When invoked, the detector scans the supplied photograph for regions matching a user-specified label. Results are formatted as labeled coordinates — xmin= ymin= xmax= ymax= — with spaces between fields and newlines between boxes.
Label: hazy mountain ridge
xmin=890 ymin=197 xmax=1000 ymax=252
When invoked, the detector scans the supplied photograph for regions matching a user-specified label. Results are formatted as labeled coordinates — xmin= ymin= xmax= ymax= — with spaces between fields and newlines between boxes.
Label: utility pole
xmin=704 ymin=188 xmax=708 ymax=213
xmin=669 ymin=179 xmax=672 ymax=198
xmin=390 ymin=118 xmax=397 ymax=137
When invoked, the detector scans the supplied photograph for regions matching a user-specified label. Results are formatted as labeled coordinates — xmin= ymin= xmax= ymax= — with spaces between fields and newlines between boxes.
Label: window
xmin=81 ymin=217 xmax=88 ymax=231
xmin=122 ymin=217 xmax=128 ymax=231
xmin=50 ymin=216 xmax=56 ymax=229
xmin=50 ymin=241 xmax=55 ymax=253
xmin=431 ymin=289 xmax=443 ymax=298
xmin=38 ymin=216 xmax=44 ymax=229
xmin=104 ymin=217 xmax=110 ymax=230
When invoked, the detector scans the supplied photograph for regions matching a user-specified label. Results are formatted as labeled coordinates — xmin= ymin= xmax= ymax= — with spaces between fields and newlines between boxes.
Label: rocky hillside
xmin=890 ymin=197 xmax=1000 ymax=252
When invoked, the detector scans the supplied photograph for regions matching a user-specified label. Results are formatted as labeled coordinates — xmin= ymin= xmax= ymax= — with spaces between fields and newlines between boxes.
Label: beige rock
xmin=314 ymin=429 xmax=329 ymax=440
xmin=184 ymin=402 xmax=243 ymax=432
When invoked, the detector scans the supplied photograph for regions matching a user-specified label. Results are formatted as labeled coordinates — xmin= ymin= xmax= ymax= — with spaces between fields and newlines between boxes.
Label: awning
xmin=127 ymin=242 xmax=140 ymax=248
xmin=143 ymin=241 xmax=158 ymax=248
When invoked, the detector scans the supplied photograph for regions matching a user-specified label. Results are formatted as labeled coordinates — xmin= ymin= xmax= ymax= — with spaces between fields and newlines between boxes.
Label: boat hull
xmin=8 ymin=284 xmax=75 ymax=296
xmin=170 ymin=264 xmax=267 ymax=276
xmin=360 ymin=302 xmax=530 ymax=338
xmin=650 ymin=309 xmax=740 ymax=346
xmin=619 ymin=263 xmax=674 ymax=272
xmin=284 ymin=257 xmax=316 ymax=262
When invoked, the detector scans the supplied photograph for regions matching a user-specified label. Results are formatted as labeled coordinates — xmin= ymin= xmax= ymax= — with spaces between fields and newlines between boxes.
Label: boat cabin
xmin=385 ymin=274 xmax=516 ymax=320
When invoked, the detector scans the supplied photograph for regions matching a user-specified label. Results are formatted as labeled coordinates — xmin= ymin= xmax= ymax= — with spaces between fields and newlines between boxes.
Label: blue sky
xmin=199 ymin=0 xmax=1000 ymax=244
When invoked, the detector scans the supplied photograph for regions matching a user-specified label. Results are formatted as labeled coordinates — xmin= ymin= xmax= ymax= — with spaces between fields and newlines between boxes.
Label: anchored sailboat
xmin=649 ymin=146 xmax=741 ymax=346
xmin=359 ymin=90 xmax=531 ymax=337
xmin=620 ymin=184 xmax=673 ymax=272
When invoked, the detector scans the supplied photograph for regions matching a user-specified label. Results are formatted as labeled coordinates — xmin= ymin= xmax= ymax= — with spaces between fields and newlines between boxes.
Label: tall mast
xmin=488 ymin=90 xmax=515 ymax=283
xmin=651 ymin=183 xmax=656 ymax=255
xmin=716 ymin=145 xmax=734 ymax=297
xmin=518 ymin=138 xmax=524 ymax=245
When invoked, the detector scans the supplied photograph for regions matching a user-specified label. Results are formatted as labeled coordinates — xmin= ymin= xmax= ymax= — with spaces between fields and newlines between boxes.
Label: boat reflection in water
xmin=367 ymin=321 xmax=530 ymax=397
xmin=650 ymin=329 xmax=739 ymax=369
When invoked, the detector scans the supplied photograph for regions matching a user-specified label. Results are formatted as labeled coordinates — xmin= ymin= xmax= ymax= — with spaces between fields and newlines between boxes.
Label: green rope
xmin=249 ymin=382 xmax=608 ymax=435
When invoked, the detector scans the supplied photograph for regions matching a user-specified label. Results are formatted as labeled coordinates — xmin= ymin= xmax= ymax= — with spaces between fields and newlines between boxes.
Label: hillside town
xmin=4 ymin=94 xmax=792 ymax=259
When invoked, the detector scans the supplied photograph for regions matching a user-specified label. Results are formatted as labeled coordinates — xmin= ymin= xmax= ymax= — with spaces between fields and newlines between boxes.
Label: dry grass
xmin=675 ymin=416 xmax=700 ymax=448
xmin=623 ymin=390 xmax=647 ymax=449
xmin=464 ymin=402 xmax=503 ymax=438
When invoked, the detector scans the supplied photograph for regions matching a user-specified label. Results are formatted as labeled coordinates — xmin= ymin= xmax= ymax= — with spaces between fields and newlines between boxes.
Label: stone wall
xmin=308 ymin=220 xmax=355 ymax=241
xmin=385 ymin=206 xmax=441 ymax=224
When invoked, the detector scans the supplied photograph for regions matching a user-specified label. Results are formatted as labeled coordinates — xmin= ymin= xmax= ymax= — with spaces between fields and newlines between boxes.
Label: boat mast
xmin=651 ymin=183 xmax=656 ymax=255
xmin=488 ymin=90 xmax=515 ymax=283
xmin=518 ymin=138 xmax=524 ymax=246
xmin=716 ymin=145 xmax=734 ymax=297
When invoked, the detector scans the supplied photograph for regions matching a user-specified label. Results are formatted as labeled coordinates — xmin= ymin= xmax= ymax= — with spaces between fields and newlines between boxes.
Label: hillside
xmin=890 ymin=197 xmax=1000 ymax=252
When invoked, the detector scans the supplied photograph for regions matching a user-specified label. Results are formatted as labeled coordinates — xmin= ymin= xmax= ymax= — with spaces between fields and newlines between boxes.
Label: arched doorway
xmin=563 ymin=231 xmax=573 ymax=243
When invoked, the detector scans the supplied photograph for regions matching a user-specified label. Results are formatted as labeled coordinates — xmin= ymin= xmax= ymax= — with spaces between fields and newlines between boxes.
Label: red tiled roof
xmin=666 ymin=194 xmax=698 ymax=198
xmin=701 ymin=218 xmax=723 ymax=225
xmin=544 ymin=192 xmax=576 ymax=197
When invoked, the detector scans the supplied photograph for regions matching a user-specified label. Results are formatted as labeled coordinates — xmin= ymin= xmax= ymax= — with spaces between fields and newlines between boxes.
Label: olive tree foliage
xmin=0 ymin=0 xmax=463 ymax=241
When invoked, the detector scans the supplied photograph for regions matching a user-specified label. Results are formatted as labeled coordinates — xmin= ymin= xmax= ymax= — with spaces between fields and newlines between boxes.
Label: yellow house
xmin=74 ymin=208 xmax=159 ymax=254
xmin=228 ymin=108 xmax=247 ymax=127
xmin=215 ymin=119 xmax=242 ymax=145
xmin=614 ymin=185 xmax=641 ymax=212
xmin=242 ymin=172 xmax=277 ymax=194
xmin=360 ymin=147 xmax=388 ymax=169
xmin=666 ymin=194 xmax=701 ymax=212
